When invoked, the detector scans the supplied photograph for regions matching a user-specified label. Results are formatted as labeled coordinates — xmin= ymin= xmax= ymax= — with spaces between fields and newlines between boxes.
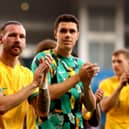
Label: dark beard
xmin=10 ymin=47 xmax=22 ymax=56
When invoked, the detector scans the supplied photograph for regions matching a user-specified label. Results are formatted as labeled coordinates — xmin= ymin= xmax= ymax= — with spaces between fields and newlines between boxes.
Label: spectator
xmin=35 ymin=39 xmax=56 ymax=54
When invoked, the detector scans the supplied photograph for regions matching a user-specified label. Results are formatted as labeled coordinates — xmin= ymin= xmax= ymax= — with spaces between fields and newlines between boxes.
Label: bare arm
xmin=0 ymin=114 xmax=4 ymax=129
xmin=84 ymin=104 xmax=101 ymax=127
xmin=0 ymin=82 xmax=37 ymax=114
xmin=82 ymin=88 xmax=104 ymax=127
xmin=49 ymin=62 xmax=98 ymax=101
xmin=0 ymin=55 xmax=52 ymax=115
xmin=83 ymin=83 xmax=96 ymax=111
xmin=81 ymin=63 xmax=100 ymax=111
xmin=31 ymin=55 xmax=52 ymax=119
xmin=49 ymin=73 xmax=80 ymax=100
xmin=100 ymin=85 xmax=122 ymax=113
xmin=88 ymin=88 xmax=104 ymax=126
xmin=100 ymin=71 xmax=129 ymax=113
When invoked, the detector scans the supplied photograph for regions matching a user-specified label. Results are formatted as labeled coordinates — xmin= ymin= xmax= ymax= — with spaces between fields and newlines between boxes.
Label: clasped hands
xmin=78 ymin=62 xmax=100 ymax=87
xmin=120 ymin=70 xmax=129 ymax=87
xmin=33 ymin=55 xmax=52 ymax=88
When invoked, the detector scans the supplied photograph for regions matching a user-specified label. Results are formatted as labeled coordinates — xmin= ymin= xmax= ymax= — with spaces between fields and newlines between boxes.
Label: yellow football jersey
xmin=0 ymin=61 xmax=36 ymax=129
xmin=100 ymin=76 xmax=129 ymax=129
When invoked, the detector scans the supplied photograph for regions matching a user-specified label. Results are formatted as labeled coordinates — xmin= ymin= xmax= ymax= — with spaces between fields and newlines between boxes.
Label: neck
xmin=54 ymin=47 xmax=72 ymax=57
xmin=115 ymin=75 xmax=121 ymax=81
xmin=0 ymin=52 xmax=19 ymax=67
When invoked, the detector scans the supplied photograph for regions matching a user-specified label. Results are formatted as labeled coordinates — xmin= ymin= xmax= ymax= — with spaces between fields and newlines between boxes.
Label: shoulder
xmin=0 ymin=61 xmax=6 ymax=70
xmin=17 ymin=65 xmax=33 ymax=82
xmin=99 ymin=76 xmax=115 ymax=88
xmin=31 ymin=49 xmax=52 ymax=72
xmin=101 ymin=76 xmax=115 ymax=83
xmin=34 ymin=49 xmax=52 ymax=60
xmin=72 ymin=56 xmax=84 ymax=66
xmin=18 ymin=64 xmax=33 ymax=75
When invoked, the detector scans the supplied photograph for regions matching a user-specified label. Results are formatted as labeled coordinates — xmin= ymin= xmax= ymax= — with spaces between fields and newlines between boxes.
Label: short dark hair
xmin=35 ymin=39 xmax=56 ymax=54
xmin=54 ymin=14 xmax=79 ymax=31
xmin=112 ymin=48 xmax=129 ymax=59
xmin=0 ymin=21 xmax=23 ymax=33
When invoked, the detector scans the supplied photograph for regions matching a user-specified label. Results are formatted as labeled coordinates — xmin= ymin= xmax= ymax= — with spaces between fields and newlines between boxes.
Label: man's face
xmin=0 ymin=24 xmax=26 ymax=56
xmin=112 ymin=54 xmax=129 ymax=77
xmin=54 ymin=22 xmax=79 ymax=51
